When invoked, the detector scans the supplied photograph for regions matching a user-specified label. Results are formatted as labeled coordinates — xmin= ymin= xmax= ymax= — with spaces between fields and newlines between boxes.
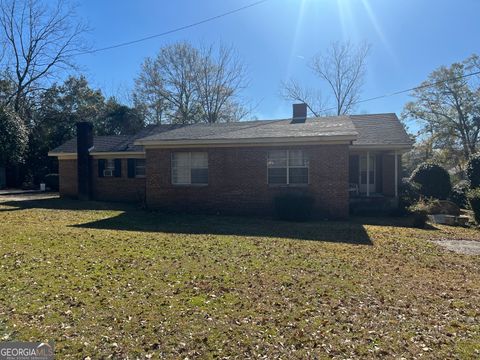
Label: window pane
xmin=360 ymin=172 xmax=367 ymax=184
xmin=191 ymin=152 xmax=208 ymax=168
xmin=135 ymin=159 xmax=146 ymax=176
xmin=191 ymin=168 xmax=208 ymax=184
xmin=359 ymin=156 xmax=366 ymax=171
xmin=172 ymin=152 xmax=189 ymax=167
xmin=268 ymin=150 xmax=287 ymax=167
xmin=172 ymin=152 xmax=208 ymax=185
xmin=106 ymin=159 xmax=115 ymax=170
xmin=172 ymin=153 xmax=190 ymax=184
xmin=268 ymin=168 xmax=287 ymax=184
xmin=173 ymin=166 xmax=190 ymax=184
xmin=289 ymin=150 xmax=307 ymax=167
xmin=289 ymin=167 xmax=308 ymax=184
xmin=136 ymin=163 xmax=146 ymax=177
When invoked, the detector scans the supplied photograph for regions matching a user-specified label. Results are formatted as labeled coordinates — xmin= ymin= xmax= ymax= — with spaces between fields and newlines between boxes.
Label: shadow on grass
xmin=0 ymin=195 xmax=127 ymax=212
xmin=351 ymin=216 xmax=439 ymax=230
xmin=0 ymin=197 xmax=379 ymax=244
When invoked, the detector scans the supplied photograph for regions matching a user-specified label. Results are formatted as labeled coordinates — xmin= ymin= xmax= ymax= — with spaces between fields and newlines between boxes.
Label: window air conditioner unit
xmin=103 ymin=169 xmax=113 ymax=177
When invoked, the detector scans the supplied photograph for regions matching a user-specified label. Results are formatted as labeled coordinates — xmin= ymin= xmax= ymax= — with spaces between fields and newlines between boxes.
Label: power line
xmin=74 ymin=0 xmax=269 ymax=56
xmin=72 ymin=0 xmax=480 ymax=113
xmin=321 ymin=69 xmax=480 ymax=113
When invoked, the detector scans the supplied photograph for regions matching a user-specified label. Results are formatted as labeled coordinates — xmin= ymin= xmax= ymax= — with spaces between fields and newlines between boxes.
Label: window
xmin=172 ymin=152 xmax=208 ymax=185
xmin=127 ymin=158 xmax=145 ymax=178
xmin=99 ymin=159 xmax=121 ymax=178
xmin=104 ymin=159 xmax=115 ymax=177
xmin=134 ymin=159 xmax=146 ymax=177
xmin=267 ymin=150 xmax=308 ymax=185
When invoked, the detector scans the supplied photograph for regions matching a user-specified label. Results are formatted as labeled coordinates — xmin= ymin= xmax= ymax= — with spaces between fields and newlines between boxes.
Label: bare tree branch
xmin=280 ymin=79 xmax=327 ymax=116
xmin=280 ymin=41 xmax=370 ymax=117
xmin=133 ymin=41 xmax=249 ymax=124
xmin=309 ymin=41 xmax=371 ymax=115
xmin=0 ymin=0 xmax=88 ymax=115
xmin=195 ymin=44 xmax=248 ymax=123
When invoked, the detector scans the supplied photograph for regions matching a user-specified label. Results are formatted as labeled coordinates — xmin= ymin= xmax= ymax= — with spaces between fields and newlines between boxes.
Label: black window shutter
xmin=98 ymin=159 xmax=105 ymax=177
xmin=127 ymin=159 xmax=135 ymax=178
xmin=114 ymin=159 xmax=122 ymax=177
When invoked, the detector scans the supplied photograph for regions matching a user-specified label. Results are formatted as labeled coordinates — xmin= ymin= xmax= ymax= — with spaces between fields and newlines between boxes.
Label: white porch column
xmin=394 ymin=150 xmax=398 ymax=198
xmin=366 ymin=151 xmax=370 ymax=197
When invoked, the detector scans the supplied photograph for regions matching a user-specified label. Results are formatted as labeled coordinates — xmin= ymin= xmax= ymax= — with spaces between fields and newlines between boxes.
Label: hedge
xmin=274 ymin=193 xmax=315 ymax=221
xmin=410 ymin=162 xmax=451 ymax=200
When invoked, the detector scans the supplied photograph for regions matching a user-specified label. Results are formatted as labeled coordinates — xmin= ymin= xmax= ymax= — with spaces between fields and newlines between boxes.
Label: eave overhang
xmin=134 ymin=134 xmax=357 ymax=148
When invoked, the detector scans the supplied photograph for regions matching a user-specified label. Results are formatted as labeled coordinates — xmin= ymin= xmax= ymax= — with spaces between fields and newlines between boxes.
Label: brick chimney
xmin=76 ymin=122 xmax=93 ymax=200
xmin=291 ymin=103 xmax=307 ymax=123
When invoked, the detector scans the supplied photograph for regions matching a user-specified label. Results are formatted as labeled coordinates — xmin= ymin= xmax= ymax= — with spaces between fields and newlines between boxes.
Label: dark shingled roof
xmin=50 ymin=135 xmax=130 ymax=154
xmin=49 ymin=113 xmax=412 ymax=154
xmin=350 ymin=113 xmax=412 ymax=146
xmin=136 ymin=116 xmax=356 ymax=143
xmin=119 ymin=124 xmax=184 ymax=151
xmin=49 ymin=124 xmax=182 ymax=154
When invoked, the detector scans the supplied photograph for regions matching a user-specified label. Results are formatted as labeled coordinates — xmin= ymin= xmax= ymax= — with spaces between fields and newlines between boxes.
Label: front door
xmin=359 ymin=154 xmax=375 ymax=194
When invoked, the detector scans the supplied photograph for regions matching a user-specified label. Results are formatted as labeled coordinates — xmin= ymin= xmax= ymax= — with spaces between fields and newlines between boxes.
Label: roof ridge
xmin=94 ymin=134 xmax=130 ymax=138
xmin=349 ymin=113 xmax=397 ymax=117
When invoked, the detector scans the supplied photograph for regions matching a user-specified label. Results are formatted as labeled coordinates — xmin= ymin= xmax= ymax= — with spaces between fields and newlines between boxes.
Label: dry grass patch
xmin=0 ymin=196 xmax=479 ymax=359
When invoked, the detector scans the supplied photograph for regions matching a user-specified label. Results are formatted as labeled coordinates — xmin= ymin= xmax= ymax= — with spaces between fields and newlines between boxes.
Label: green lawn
xmin=0 ymin=196 xmax=479 ymax=359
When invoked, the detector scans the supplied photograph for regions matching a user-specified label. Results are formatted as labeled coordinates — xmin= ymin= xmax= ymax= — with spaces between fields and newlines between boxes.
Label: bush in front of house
xmin=410 ymin=162 xmax=452 ymax=200
xmin=408 ymin=201 xmax=429 ymax=228
xmin=419 ymin=199 xmax=461 ymax=216
xmin=274 ymin=193 xmax=315 ymax=221
xmin=467 ymin=188 xmax=480 ymax=224
xmin=449 ymin=180 xmax=470 ymax=209
xmin=44 ymin=173 xmax=59 ymax=191
xmin=466 ymin=153 xmax=480 ymax=189
xmin=397 ymin=178 xmax=420 ymax=212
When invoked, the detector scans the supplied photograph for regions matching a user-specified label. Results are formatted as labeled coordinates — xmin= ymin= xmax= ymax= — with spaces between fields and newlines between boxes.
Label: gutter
xmin=134 ymin=134 xmax=358 ymax=148
xmin=349 ymin=144 xmax=413 ymax=151
xmin=48 ymin=151 xmax=145 ymax=159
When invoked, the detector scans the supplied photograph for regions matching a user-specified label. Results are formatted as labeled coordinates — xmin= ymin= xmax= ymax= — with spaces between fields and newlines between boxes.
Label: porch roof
xmin=350 ymin=113 xmax=413 ymax=149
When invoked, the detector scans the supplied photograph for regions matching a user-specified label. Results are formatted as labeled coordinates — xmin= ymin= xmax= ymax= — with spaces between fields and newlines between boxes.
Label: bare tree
xmin=0 ymin=0 xmax=88 ymax=114
xmin=196 ymin=44 xmax=247 ymax=123
xmin=134 ymin=41 xmax=249 ymax=124
xmin=133 ymin=57 xmax=167 ymax=124
xmin=280 ymin=79 xmax=326 ymax=116
xmin=135 ymin=42 xmax=201 ymax=124
xmin=282 ymin=41 xmax=370 ymax=116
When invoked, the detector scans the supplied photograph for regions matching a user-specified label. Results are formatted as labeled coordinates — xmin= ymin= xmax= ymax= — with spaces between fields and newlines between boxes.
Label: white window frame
xmin=359 ymin=154 xmax=376 ymax=195
xmin=103 ymin=159 xmax=115 ymax=177
xmin=267 ymin=150 xmax=309 ymax=185
xmin=171 ymin=152 xmax=208 ymax=185
xmin=134 ymin=159 xmax=146 ymax=178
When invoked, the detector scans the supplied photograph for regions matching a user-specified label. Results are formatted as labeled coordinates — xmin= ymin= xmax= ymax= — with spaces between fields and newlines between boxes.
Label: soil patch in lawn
xmin=433 ymin=239 xmax=480 ymax=255
xmin=0 ymin=192 xmax=58 ymax=202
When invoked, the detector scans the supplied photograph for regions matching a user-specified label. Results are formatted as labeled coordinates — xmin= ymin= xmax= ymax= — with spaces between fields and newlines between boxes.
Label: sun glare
xmin=360 ymin=0 xmax=395 ymax=59
xmin=336 ymin=0 xmax=397 ymax=62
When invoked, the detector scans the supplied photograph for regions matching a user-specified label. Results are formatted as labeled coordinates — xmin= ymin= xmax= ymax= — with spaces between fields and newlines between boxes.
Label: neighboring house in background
xmin=48 ymin=104 xmax=412 ymax=218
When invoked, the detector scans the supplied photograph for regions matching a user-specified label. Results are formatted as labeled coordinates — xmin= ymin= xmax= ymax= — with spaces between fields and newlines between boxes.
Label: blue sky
xmin=75 ymin=0 xmax=480 ymax=121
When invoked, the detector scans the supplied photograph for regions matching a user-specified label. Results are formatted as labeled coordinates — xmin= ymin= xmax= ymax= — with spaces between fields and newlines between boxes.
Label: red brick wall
xmin=146 ymin=145 xmax=350 ymax=219
xmin=58 ymin=158 xmax=146 ymax=202
xmin=91 ymin=158 xmax=146 ymax=202
xmin=58 ymin=159 xmax=78 ymax=198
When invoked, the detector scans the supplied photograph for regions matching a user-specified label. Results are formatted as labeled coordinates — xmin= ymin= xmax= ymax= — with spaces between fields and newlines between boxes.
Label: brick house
xmin=49 ymin=104 xmax=412 ymax=218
